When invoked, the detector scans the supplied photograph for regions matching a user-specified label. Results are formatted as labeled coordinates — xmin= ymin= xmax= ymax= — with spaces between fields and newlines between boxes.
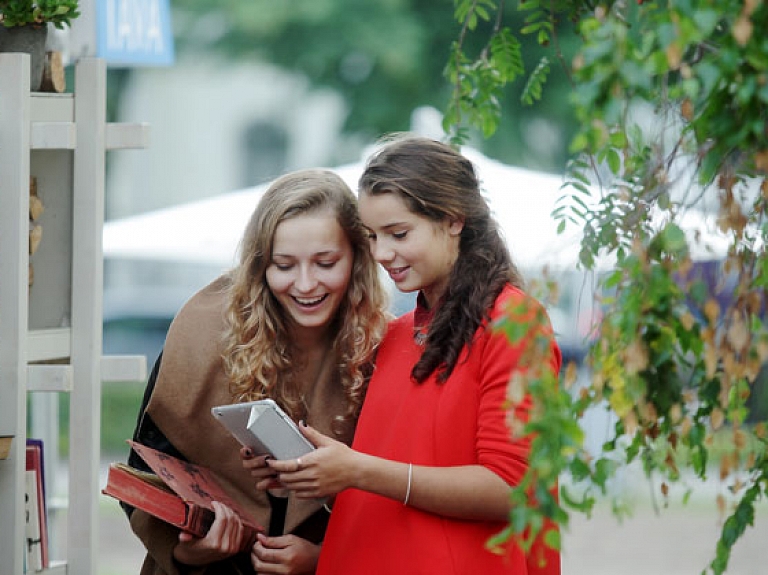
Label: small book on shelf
xmin=102 ymin=440 xmax=263 ymax=538
xmin=25 ymin=470 xmax=42 ymax=572
xmin=25 ymin=439 xmax=49 ymax=572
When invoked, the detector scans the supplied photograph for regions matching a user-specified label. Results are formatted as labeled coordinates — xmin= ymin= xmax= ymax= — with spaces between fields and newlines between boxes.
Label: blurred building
xmin=105 ymin=56 xmax=353 ymax=220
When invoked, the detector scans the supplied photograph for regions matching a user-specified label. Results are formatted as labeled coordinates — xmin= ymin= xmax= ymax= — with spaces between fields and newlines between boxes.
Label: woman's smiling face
xmin=359 ymin=191 xmax=462 ymax=309
xmin=266 ymin=209 xmax=354 ymax=334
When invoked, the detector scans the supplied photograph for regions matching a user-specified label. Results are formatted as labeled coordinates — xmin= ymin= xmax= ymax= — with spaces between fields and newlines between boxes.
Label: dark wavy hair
xmin=359 ymin=134 xmax=524 ymax=383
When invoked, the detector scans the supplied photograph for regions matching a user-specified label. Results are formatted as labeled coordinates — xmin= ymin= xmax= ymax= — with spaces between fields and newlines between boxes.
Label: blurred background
xmin=27 ymin=1 xmax=767 ymax=573
xmin=94 ymin=0 xmax=592 ymax=464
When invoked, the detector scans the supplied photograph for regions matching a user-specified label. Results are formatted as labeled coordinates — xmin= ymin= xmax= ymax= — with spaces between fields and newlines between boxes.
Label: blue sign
xmin=96 ymin=0 xmax=175 ymax=66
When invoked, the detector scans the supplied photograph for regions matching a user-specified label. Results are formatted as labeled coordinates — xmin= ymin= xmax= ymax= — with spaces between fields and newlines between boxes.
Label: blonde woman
xmin=124 ymin=169 xmax=388 ymax=575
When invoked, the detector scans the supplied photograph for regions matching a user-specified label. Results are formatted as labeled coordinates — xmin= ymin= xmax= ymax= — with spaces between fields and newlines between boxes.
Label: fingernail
xmin=299 ymin=419 xmax=307 ymax=427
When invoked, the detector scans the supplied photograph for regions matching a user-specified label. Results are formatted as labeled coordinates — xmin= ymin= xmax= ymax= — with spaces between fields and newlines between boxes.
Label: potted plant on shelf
xmin=0 ymin=0 xmax=80 ymax=90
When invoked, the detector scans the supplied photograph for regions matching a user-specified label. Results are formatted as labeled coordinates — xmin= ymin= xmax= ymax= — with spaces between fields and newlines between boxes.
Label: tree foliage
xmin=169 ymin=0 xmax=579 ymax=170
xmin=445 ymin=1 xmax=768 ymax=573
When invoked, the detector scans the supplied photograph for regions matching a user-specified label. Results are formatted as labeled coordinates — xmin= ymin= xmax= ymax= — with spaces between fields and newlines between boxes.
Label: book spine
xmin=26 ymin=440 xmax=48 ymax=568
xmin=185 ymin=505 xmax=215 ymax=536
xmin=102 ymin=466 xmax=215 ymax=537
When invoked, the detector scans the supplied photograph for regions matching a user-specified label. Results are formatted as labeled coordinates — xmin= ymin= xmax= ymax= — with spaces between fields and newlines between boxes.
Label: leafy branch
xmin=444 ymin=1 xmax=768 ymax=573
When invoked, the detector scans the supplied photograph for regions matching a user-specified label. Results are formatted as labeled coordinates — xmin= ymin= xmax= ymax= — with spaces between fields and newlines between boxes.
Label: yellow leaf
xmin=623 ymin=409 xmax=639 ymax=436
xmin=610 ymin=388 xmax=634 ymax=417
xmin=666 ymin=43 xmax=682 ymax=70
xmin=734 ymin=429 xmax=747 ymax=450
xmin=680 ymin=311 xmax=695 ymax=332
xmin=669 ymin=403 xmax=682 ymax=424
xmin=705 ymin=345 xmax=719 ymax=378
xmin=757 ymin=340 xmax=768 ymax=362
xmin=624 ymin=339 xmax=648 ymax=375
xmin=711 ymin=407 xmax=725 ymax=430
xmin=680 ymin=416 xmax=692 ymax=437
xmin=681 ymin=98 xmax=694 ymax=121
xmin=755 ymin=150 xmax=768 ymax=173
xmin=717 ymin=494 xmax=726 ymax=516
xmin=704 ymin=298 xmax=721 ymax=324
xmin=732 ymin=478 xmax=744 ymax=494
xmin=564 ymin=361 xmax=579 ymax=389
xmin=732 ymin=15 xmax=753 ymax=46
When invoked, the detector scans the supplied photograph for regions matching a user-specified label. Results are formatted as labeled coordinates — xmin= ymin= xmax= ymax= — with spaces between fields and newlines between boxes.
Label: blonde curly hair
xmin=221 ymin=169 xmax=389 ymax=436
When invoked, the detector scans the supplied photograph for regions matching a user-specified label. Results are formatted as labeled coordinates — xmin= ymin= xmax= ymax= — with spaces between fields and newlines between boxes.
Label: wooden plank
xmin=105 ymin=122 xmax=150 ymax=150
xmin=31 ymin=122 xmax=77 ymax=149
xmin=27 ymin=364 xmax=73 ymax=392
xmin=30 ymin=92 xmax=74 ymax=122
xmin=27 ymin=329 xmax=71 ymax=362
xmin=101 ymin=355 xmax=148 ymax=383
xmin=0 ymin=52 xmax=32 ymax=575
xmin=68 ymin=56 xmax=106 ymax=575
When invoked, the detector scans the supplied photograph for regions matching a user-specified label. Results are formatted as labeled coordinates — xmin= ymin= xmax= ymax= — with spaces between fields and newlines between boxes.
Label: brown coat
xmin=129 ymin=276 xmax=353 ymax=575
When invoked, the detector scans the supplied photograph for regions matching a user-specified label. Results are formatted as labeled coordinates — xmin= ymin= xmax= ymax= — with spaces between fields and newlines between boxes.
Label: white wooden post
xmin=0 ymin=53 xmax=32 ymax=575
xmin=67 ymin=57 xmax=107 ymax=575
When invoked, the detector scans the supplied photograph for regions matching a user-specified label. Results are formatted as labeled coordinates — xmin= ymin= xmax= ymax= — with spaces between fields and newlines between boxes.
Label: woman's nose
xmin=371 ymin=240 xmax=395 ymax=264
xmin=294 ymin=266 xmax=318 ymax=291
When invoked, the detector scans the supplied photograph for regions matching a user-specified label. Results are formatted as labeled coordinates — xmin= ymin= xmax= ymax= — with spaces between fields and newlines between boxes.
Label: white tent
xmin=102 ymin=147 xmax=741 ymax=363
xmin=103 ymin=149 xmax=581 ymax=272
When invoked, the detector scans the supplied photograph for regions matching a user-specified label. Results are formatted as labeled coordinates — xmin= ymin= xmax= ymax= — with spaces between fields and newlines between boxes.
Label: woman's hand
xmin=264 ymin=423 xmax=360 ymax=498
xmin=251 ymin=533 xmax=320 ymax=574
xmin=172 ymin=501 xmax=255 ymax=566
xmin=240 ymin=447 xmax=282 ymax=490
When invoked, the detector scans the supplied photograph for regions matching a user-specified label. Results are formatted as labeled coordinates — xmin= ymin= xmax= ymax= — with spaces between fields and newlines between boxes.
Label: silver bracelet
xmin=403 ymin=462 xmax=413 ymax=506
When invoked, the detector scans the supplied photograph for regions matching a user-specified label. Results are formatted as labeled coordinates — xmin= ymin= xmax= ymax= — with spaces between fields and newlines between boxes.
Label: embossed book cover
xmin=102 ymin=440 xmax=262 ymax=538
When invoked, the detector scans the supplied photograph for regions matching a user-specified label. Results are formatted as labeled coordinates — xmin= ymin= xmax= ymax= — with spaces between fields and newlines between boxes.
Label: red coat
xmin=317 ymin=285 xmax=562 ymax=575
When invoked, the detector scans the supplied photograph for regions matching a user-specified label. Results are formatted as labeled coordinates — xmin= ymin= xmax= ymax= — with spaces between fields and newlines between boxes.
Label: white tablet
xmin=211 ymin=399 xmax=314 ymax=460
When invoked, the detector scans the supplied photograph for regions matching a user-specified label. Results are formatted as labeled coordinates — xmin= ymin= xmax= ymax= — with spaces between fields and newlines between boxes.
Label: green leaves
xmin=0 ymin=0 xmax=80 ymax=28
xmin=445 ymin=1 xmax=768 ymax=571
xmin=521 ymin=56 xmax=550 ymax=105
xmin=444 ymin=2 xmax=525 ymax=143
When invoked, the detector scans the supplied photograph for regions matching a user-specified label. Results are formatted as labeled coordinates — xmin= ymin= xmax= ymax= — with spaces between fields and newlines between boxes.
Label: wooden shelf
xmin=43 ymin=560 xmax=67 ymax=575
xmin=28 ymin=328 xmax=71 ymax=362
xmin=1 ymin=55 xmax=151 ymax=575
xmin=27 ymin=365 xmax=73 ymax=392
xmin=30 ymin=92 xmax=74 ymax=123
xmin=31 ymin=122 xmax=77 ymax=149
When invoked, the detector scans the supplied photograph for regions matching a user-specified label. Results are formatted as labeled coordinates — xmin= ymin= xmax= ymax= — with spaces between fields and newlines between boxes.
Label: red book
xmin=26 ymin=440 xmax=48 ymax=569
xmin=102 ymin=440 xmax=263 ymax=539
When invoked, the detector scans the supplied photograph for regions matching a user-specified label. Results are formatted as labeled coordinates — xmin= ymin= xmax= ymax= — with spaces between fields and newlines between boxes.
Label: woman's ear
xmin=449 ymin=218 xmax=464 ymax=236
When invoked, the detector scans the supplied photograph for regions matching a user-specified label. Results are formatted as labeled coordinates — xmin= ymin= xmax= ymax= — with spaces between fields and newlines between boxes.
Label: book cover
xmin=24 ymin=469 xmax=43 ymax=572
xmin=25 ymin=441 xmax=48 ymax=569
xmin=102 ymin=441 xmax=263 ymax=538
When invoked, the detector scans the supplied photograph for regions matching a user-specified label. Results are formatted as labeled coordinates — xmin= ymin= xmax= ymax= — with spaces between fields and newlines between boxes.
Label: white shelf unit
xmin=0 ymin=54 xmax=149 ymax=575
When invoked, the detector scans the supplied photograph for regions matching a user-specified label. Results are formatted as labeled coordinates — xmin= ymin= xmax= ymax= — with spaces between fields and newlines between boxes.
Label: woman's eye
xmin=317 ymin=261 xmax=336 ymax=269
xmin=273 ymin=262 xmax=293 ymax=271
xmin=393 ymin=231 xmax=408 ymax=240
